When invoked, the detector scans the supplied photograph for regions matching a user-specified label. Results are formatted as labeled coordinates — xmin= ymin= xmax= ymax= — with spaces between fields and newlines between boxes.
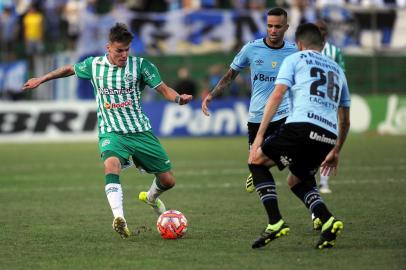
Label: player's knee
xmin=104 ymin=156 xmax=121 ymax=174
xmin=156 ymin=172 xmax=175 ymax=188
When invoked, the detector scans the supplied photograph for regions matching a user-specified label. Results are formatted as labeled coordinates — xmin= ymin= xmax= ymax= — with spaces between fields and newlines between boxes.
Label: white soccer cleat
xmin=138 ymin=191 xmax=166 ymax=215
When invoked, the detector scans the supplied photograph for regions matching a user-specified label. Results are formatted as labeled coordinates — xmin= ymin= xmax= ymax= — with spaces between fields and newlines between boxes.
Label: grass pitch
xmin=0 ymin=134 xmax=405 ymax=270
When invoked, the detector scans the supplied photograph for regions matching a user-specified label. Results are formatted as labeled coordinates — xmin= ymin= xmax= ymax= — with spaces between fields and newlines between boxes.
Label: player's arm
xmin=249 ymin=84 xmax=288 ymax=162
xmin=22 ymin=64 xmax=75 ymax=90
xmin=155 ymin=82 xmax=193 ymax=105
xmin=201 ymin=68 xmax=239 ymax=116
xmin=320 ymin=106 xmax=350 ymax=176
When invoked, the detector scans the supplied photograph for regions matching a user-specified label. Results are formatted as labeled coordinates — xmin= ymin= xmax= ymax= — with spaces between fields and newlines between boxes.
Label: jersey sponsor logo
xmin=98 ymin=88 xmax=136 ymax=95
xmin=309 ymin=131 xmax=336 ymax=145
xmin=253 ymin=73 xmax=276 ymax=82
xmin=254 ymin=59 xmax=264 ymax=65
xmin=104 ymin=100 xmax=133 ymax=110
xmin=307 ymin=112 xmax=337 ymax=130
xmin=271 ymin=61 xmax=277 ymax=68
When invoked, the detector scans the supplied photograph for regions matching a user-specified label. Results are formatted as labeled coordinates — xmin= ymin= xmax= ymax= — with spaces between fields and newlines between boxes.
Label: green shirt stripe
xmin=74 ymin=55 xmax=160 ymax=134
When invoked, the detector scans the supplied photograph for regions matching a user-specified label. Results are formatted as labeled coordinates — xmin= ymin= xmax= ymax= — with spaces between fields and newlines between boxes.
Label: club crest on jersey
xmin=272 ymin=61 xmax=278 ymax=68
xmin=124 ymin=73 xmax=134 ymax=83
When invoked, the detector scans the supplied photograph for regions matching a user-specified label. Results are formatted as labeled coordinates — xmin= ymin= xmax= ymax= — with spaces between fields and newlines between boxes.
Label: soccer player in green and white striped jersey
xmin=316 ymin=20 xmax=346 ymax=72
xmin=22 ymin=23 xmax=193 ymax=239
xmin=315 ymin=20 xmax=346 ymax=194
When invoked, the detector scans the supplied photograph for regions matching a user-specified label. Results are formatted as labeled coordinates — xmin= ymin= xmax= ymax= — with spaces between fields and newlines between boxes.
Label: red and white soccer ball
xmin=157 ymin=210 xmax=188 ymax=239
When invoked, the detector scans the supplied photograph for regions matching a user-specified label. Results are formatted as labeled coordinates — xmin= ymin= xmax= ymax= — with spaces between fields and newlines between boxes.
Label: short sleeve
xmin=230 ymin=43 xmax=250 ymax=71
xmin=74 ymin=57 xmax=95 ymax=80
xmin=140 ymin=59 xmax=162 ymax=88
xmin=339 ymin=74 xmax=351 ymax=107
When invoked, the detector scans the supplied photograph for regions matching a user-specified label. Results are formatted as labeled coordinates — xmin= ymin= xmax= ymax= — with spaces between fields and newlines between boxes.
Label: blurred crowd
xmin=1 ymin=0 xmax=405 ymax=62
xmin=0 ymin=0 xmax=404 ymax=101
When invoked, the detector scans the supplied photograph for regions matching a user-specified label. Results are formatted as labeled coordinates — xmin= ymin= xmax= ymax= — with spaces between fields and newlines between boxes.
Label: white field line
xmin=0 ymin=170 xmax=404 ymax=193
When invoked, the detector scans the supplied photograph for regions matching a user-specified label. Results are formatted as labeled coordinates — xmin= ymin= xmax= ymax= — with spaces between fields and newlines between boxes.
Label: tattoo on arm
xmin=209 ymin=68 xmax=239 ymax=98
xmin=43 ymin=65 xmax=75 ymax=83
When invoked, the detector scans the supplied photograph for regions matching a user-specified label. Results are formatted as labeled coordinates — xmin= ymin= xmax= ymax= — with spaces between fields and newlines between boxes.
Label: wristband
xmin=174 ymin=95 xmax=180 ymax=104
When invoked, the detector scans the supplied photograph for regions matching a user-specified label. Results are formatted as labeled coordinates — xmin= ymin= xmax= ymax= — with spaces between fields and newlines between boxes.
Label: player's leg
xmin=319 ymin=173 xmax=332 ymax=193
xmin=289 ymin=125 xmax=343 ymax=248
xmin=99 ymin=134 xmax=132 ymax=238
xmin=139 ymin=172 xmax=174 ymax=215
xmin=287 ymin=173 xmax=322 ymax=230
xmin=245 ymin=122 xmax=259 ymax=193
xmin=249 ymin=145 xmax=289 ymax=249
xmin=131 ymin=131 xmax=173 ymax=215
xmin=102 ymin=152 xmax=131 ymax=239
xmin=246 ymin=118 xmax=286 ymax=193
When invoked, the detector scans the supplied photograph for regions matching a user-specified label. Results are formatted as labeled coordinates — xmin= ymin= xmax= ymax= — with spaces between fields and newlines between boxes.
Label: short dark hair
xmin=267 ymin=7 xmax=288 ymax=18
xmin=295 ymin=23 xmax=323 ymax=48
xmin=109 ymin=23 xmax=134 ymax=44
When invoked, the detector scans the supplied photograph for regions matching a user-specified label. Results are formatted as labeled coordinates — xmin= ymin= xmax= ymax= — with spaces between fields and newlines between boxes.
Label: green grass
xmin=0 ymin=134 xmax=405 ymax=270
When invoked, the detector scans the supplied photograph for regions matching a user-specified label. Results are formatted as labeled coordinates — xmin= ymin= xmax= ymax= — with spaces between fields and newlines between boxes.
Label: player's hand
xmin=22 ymin=78 xmax=43 ymax=90
xmin=178 ymin=94 xmax=193 ymax=105
xmin=320 ymin=148 xmax=340 ymax=176
xmin=248 ymin=137 xmax=263 ymax=164
xmin=201 ymin=94 xmax=213 ymax=116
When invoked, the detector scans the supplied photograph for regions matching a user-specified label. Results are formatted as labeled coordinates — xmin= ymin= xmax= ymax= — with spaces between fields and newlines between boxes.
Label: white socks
xmin=147 ymin=178 xmax=164 ymax=202
xmin=320 ymin=175 xmax=329 ymax=187
xmin=105 ymin=183 xmax=124 ymax=218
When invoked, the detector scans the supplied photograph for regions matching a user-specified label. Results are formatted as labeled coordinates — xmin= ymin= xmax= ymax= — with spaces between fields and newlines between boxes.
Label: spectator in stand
xmin=42 ymin=0 xmax=66 ymax=51
xmin=22 ymin=4 xmax=44 ymax=57
xmin=0 ymin=5 xmax=19 ymax=62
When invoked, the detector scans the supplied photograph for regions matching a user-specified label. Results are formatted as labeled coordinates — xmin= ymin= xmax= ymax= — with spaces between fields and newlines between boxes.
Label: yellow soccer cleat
xmin=316 ymin=217 xmax=344 ymax=249
xmin=246 ymin=173 xmax=255 ymax=193
xmin=112 ymin=216 xmax=131 ymax=239
xmin=138 ymin=191 xmax=166 ymax=215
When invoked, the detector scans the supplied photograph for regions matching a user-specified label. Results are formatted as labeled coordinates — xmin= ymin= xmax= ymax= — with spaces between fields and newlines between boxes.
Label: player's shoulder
xmin=244 ymin=38 xmax=267 ymax=49
xmin=283 ymin=40 xmax=297 ymax=50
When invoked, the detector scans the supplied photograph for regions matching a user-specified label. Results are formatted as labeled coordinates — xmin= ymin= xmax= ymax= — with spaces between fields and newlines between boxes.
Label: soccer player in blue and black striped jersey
xmin=248 ymin=23 xmax=350 ymax=249
xmin=201 ymin=7 xmax=297 ymax=192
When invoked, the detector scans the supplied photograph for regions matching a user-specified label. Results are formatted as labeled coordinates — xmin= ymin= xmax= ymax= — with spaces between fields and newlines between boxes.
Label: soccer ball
xmin=157 ymin=210 xmax=188 ymax=239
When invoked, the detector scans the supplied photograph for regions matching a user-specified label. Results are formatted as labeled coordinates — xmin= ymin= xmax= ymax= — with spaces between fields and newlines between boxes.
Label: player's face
xmin=107 ymin=41 xmax=130 ymax=67
xmin=266 ymin=15 xmax=289 ymax=46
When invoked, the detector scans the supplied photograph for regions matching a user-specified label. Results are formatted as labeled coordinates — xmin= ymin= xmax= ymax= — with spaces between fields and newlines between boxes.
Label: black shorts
xmin=247 ymin=118 xmax=286 ymax=149
xmin=261 ymin=123 xmax=337 ymax=180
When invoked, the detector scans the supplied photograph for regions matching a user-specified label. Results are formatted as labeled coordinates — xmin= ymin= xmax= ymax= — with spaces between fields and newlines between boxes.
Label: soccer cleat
xmin=315 ymin=217 xmax=344 ymax=249
xmin=313 ymin=217 xmax=322 ymax=231
xmin=112 ymin=217 xmax=131 ymax=239
xmin=246 ymin=173 xmax=255 ymax=193
xmin=252 ymin=220 xmax=290 ymax=249
xmin=138 ymin=191 xmax=166 ymax=215
xmin=319 ymin=185 xmax=332 ymax=194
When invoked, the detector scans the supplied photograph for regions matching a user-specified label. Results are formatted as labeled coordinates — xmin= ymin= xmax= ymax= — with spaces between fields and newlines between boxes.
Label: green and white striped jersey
xmin=322 ymin=41 xmax=346 ymax=72
xmin=74 ymin=55 xmax=162 ymax=134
